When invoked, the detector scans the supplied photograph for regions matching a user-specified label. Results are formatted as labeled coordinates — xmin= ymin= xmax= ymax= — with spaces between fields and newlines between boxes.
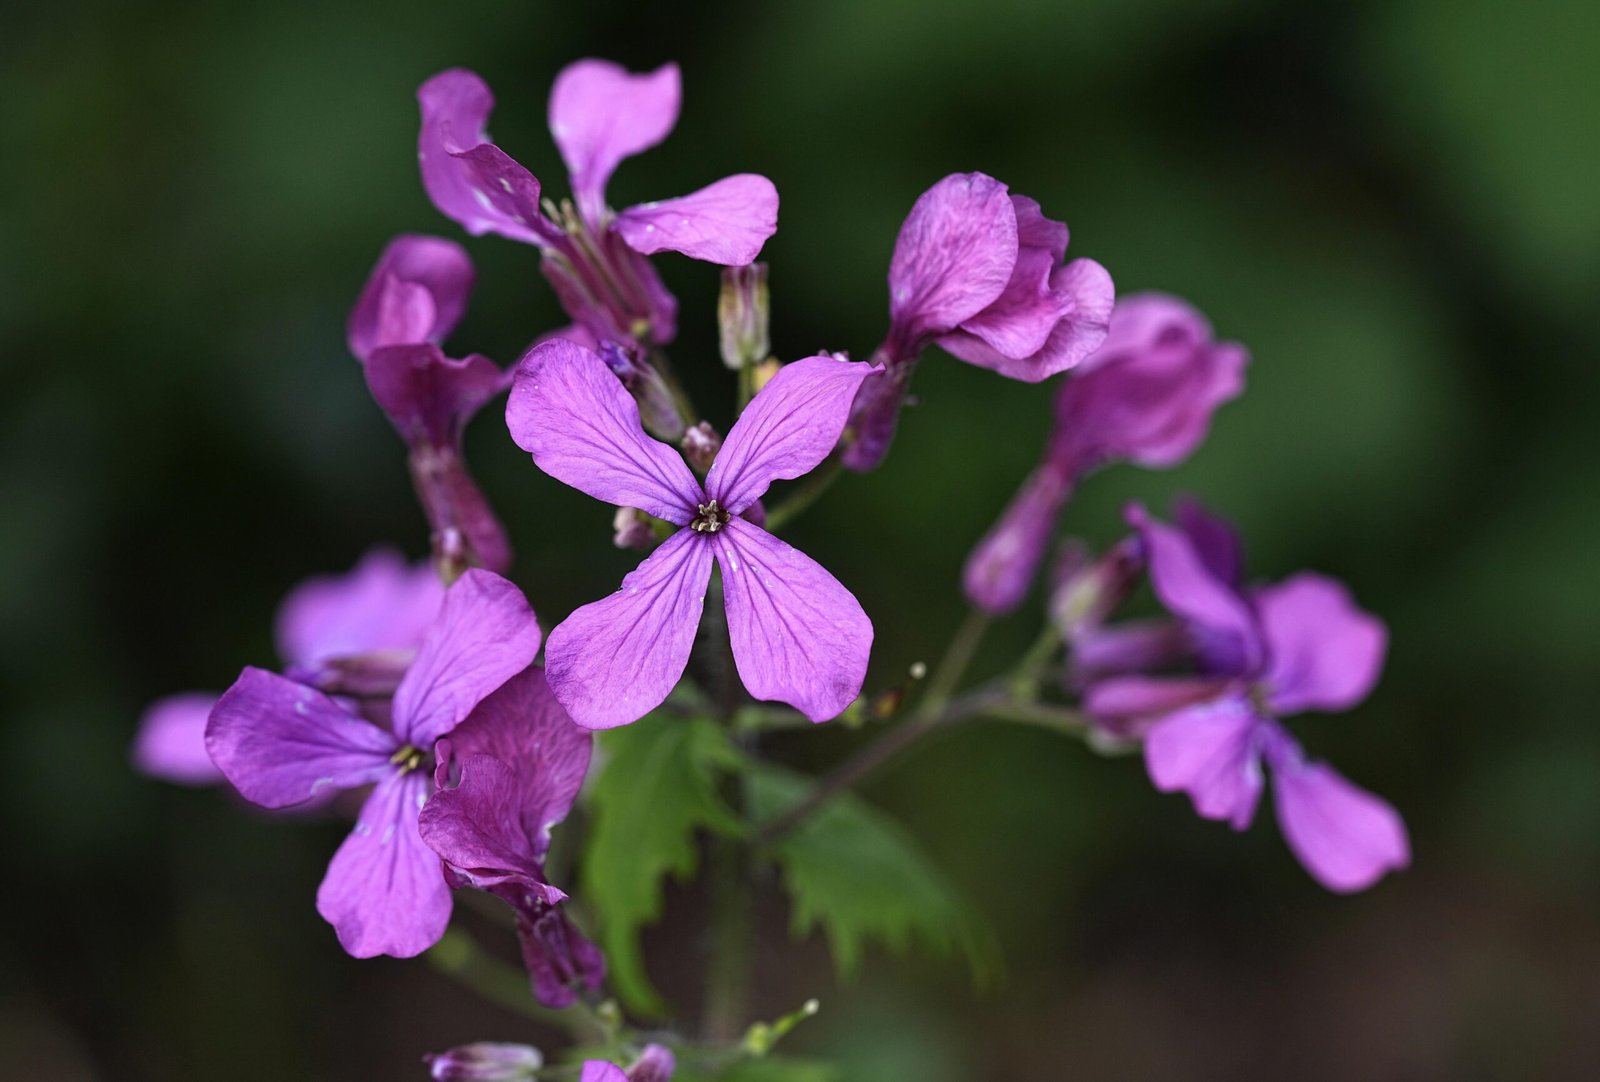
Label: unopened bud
xmin=612 ymin=507 xmax=656 ymax=551
xmin=681 ymin=421 xmax=723 ymax=474
xmin=626 ymin=1044 xmax=676 ymax=1082
xmin=750 ymin=357 xmax=782 ymax=394
xmin=718 ymin=263 xmax=770 ymax=371
xmin=598 ymin=341 xmax=685 ymax=441
xmin=426 ymin=1042 xmax=542 ymax=1081
xmin=1049 ymin=537 xmax=1141 ymax=635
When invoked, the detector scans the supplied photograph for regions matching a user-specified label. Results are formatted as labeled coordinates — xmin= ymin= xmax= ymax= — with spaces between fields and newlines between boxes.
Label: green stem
xmin=916 ymin=608 xmax=990 ymax=721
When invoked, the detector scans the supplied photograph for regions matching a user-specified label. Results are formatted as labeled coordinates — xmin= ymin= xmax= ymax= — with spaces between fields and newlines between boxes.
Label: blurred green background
xmin=4 ymin=0 xmax=1598 ymax=1078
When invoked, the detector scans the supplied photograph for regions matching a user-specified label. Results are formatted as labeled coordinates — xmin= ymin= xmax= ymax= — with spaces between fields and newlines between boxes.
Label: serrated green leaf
xmin=582 ymin=716 xmax=745 ymax=1014
xmin=750 ymin=764 xmax=999 ymax=985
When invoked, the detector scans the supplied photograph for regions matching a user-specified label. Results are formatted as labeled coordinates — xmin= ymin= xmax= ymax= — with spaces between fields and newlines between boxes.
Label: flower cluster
xmin=133 ymin=56 xmax=1408 ymax=1079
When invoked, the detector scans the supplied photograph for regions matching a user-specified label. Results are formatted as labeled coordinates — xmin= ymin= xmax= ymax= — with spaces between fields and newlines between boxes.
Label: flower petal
xmin=1256 ymin=573 xmax=1387 ymax=714
xmin=420 ymin=666 xmax=592 ymax=885
xmin=1127 ymin=504 xmax=1262 ymax=674
xmin=548 ymin=59 xmax=680 ymax=217
xmin=715 ymin=517 xmax=871 ymax=722
xmin=937 ymin=258 xmax=1115 ymax=381
xmin=1174 ymin=494 xmax=1246 ymax=592
xmin=206 ymin=668 xmax=394 ymax=808
xmin=1083 ymin=675 xmax=1233 ymax=726
xmin=393 ymin=570 xmax=542 ymax=748
xmin=962 ymin=464 xmax=1073 ymax=615
xmin=948 ymin=195 xmax=1072 ymax=359
xmin=316 ymin=771 xmax=452 ymax=958
xmin=417 ymin=69 xmax=555 ymax=246
xmin=1269 ymin=746 xmax=1409 ymax=892
xmin=615 ymin=174 xmax=779 ymax=266
xmin=365 ymin=344 xmax=505 ymax=449
xmin=347 ymin=234 xmax=474 ymax=361
xmin=705 ymin=353 xmax=873 ymax=513
xmin=508 ymin=891 xmax=607 ymax=1008
xmin=582 ymin=1063 xmax=628 ymax=1082
xmin=544 ymin=529 xmax=713 ymax=730
xmin=274 ymin=548 xmax=444 ymax=670
xmin=132 ymin=692 xmax=223 ymax=785
xmin=1144 ymin=696 xmax=1264 ymax=829
xmin=507 ymin=339 xmax=701 ymax=523
xmin=887 ymin=172 xmax=1017 ymax=352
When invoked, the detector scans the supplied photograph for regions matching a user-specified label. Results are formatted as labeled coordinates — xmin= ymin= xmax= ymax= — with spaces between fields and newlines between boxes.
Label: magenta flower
xmin=962 ymin=293 xmax=1247 ymax=614
xmin=132 ymin=549 xmax=443 ymax=786
xmin=507 ymin=341 xmax=875 ymax=729
xmin=350 ymin=235 xmax=512 ymax=575
xmin=418 ymin=61 xmax=778 ymax=349
xmin=426 ymin=1042 xmax=544 ymax=1081
xmin=206 ymin=570 xmax=540 ymax=956
xmin=843 ymin=171 xmax=1115 ymax=470
xmin=420 ymin=665 xmax=604 ymax=1007
xmin=1089 ymin=502 xmax=1408 ymax=892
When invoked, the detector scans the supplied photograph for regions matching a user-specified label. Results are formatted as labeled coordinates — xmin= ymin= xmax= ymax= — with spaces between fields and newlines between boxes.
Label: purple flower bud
xmin=1049 ymin=537 xmax=1142 ymax=635
xmin=626 ymin=1044 xmax=676 ymax=1082
xmin=718 ymin=262 xmax=770 ymax=370
xmin=681 ymin=421 xmax=723 ymax=474
xmin=612 ymin=507 xmax=658 ymax=551
xmin=597 ymin=341 xmax=686 ymax=441
xmin=962 ymin=465 xmax=1073 ymax=615
xmin=426 ymin=1042 xmax=543 ymax=1081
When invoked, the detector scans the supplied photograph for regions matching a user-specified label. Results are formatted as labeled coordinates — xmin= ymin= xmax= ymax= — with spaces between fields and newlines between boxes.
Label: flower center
xmin=389 ymin=743 xmax=429 ymax=775
xmin=690 ymin=499 xmax=731 ymax=534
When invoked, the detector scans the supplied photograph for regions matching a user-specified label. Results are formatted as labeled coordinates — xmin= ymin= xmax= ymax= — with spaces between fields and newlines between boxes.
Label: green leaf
xmin=750 ymin=764 xmax=999 ymax=985
xmin=582 ymin=716 xmax=745 ymax=1015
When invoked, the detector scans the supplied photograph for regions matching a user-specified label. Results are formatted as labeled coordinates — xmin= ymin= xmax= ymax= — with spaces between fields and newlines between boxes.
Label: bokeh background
xmin=4 ymin=1 xmax=1598 ymax=1079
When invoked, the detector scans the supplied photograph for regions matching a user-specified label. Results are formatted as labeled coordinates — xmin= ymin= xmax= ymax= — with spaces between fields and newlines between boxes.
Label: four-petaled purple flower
xmin=350 ymin=235 xmax=512 ymax=577
xmin=963 ymin=293 xmax=1247 ymax=615
xmin=133 ymin=548 xmax=443 ymax=786
xmin=844 ymin=171 xmax=1116 ymax=471
xmin=418 ymin=61 xmax=778 ymax=350
xmin=507 ymin=340 xmax=875 ymax=729
xmin=1086 ymin=501 xmax=1409 ymax=892
xmin=206 ymin=570 xmax=541 ymax=956
xmin=420 ymin=665 xmax=604 ymax=1007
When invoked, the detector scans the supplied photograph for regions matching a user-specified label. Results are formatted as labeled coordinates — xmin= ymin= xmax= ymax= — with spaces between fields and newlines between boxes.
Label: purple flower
xmin=417 ymin=62 xmax=778 ymax=349
xmin=507 ymin=341 xmax=875 ymax=729
xmin=843 ymin=172 xmax=1115 ymax=471
xmin=350 ymin=235 xmax=512 ymax=576
xmin=962 ymin=293 xmax=1247 ymax=614
xmin=133 ymin=549 xmax=443 ymax=786
xmin=420 ymin=665 xmax=605 ymax=1007
xmin=206 ymin=570 xmax=541 ymax=956
xmin=626 ymin=1046 xmax=675 ymax=1082
xmin=1090 ymin=502 xmax=1408 ymax=892
xmin=582 ymin=1064 xmax=628 ymax=1082
xmin=426 ymin=1042 xmax=543 ymax=1081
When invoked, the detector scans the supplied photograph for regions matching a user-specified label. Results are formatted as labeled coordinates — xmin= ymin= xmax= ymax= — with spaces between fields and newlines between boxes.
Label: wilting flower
xmin=507 ymin=341 xmax=874 ymax=728
xmin=419 ymin=665 xmax=604 ymax=1007
xmin=350 ymin=235 xmax=512 ymax=577
xmin=844 ymin=171 xmax=1115 ymax=470
xmin=132 ymin=549 xmax=442 ymax=786
xmin=418 ymin=61 xmax=778 ymax=349
xmin=962 ymin=293 xmax=1247 ymax=614
xmin=1088 ymin=502 xmax=1408 ymax=892
xmin=426 ymin=1042 xmax=543 ymax=1081
xmin=206 ymin=571 xmax=540 ymax=956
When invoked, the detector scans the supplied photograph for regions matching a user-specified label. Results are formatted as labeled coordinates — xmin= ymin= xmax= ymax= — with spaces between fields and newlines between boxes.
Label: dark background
xmin=4 ymin=1 xmax=1598 ymax=1079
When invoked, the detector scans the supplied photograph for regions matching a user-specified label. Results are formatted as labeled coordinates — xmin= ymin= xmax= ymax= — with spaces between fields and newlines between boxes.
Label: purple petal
xmin=393 ymin=570 xmax=542 ymax=748
xmin=417 ymin=69 xmax=555 ymax=246
xmin=274 ymin=548 xmax=444 ymax=669
xmin=1069 ymin=620 xmax=1190 ymax=684
xmin=206 ymin=668 xmax=394 ymax=808
xmin=508 ymin=892 xmax=607 ymax=1008
xmin=839 ymin=360 xmax=914 ymax=473
xmin=420 ymin=666 xmax=591 ymax=886
xmin=1144 ymin=696 xmax=1265 ymax=829
xmin=1083 ymin=675 xmax=1233 ymax=726
xmin=614 ymin=174 xmax=779 ymax=266
xmin=427 ymin=1042 xmax=544 ymax=1081
xmin=317 ymin=771 xmax=452 ymax=958
xmin=347 ymin=234 xmax=474 ymax=361
xmin=1174 ymin=495 xmax=1246 ymax=592
xmin=887 ymin=172 xmax=1018 ymax=352
xmin=962 ymin=464 xmax=1073 ymax=615
xmin=1268 ymin=740 xmax=1409 ymax=892
xmin=948 ymin=195 xmax=1071 ymax=358
xmin=715 ymin=517 xmax=871 ymax=722
xmin=706 ymin=353 xmax=873 ymax=513
xmin=407 ymin=442 xmax=515 ymax=577
xmin=507 ymin=339 xmax=701 ymax=523
xmin=548 ymin=59 xmax=680 ymax=218
xmin=132 ymin=692 xmax=223 ymax=785
xmin=544 ymin=529 xmax=714 ymax=730
xmin=365 ymin=344 xmax=505 ymax=449
xmin=627 ymin=1045 xmax=676 ymax=1082
xmin=1256 ymin=573 xmax=1387 ymax=714
xmin=1127 ymin=504 xmax=1262 ymax=674
xmin=582 ymin=1063 xmax=628 ymax=1082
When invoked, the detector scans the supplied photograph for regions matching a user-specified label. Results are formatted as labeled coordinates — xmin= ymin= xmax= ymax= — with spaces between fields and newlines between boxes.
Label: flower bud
xmin=718 ymin=262 xmax=770 ymax=371
xmin=426 ymin=1042 xmax=542 ymax=1081
xmin=680 ymin=421 xmax=723 ymax=474
xmin=598 ymin=341 xmax=685 ymax=441
xmin=612 ymin=506 xmax=657 ymax=551
xmin=1049 ymin=537 xmax=1141 ymax=635
xmin=961 ymin=466 xmax=1073 ymax=614
xmin=626 ymin=1044 xmax=676 ymax=1082
xmin=750 ymin=357 xmax=782 ymax=395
